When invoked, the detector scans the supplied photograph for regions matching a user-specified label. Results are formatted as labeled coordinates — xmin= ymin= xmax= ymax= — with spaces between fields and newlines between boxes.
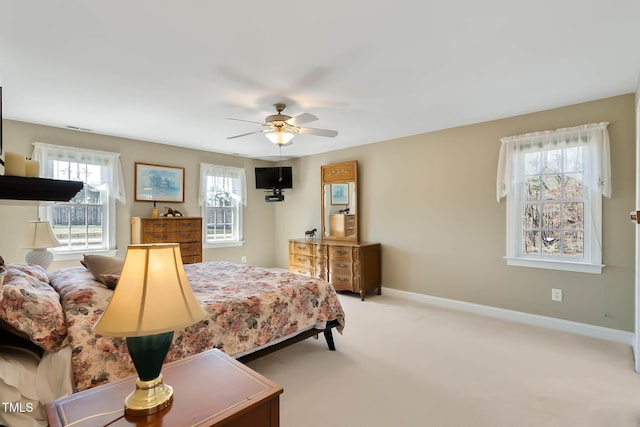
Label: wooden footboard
xmin=237 ymin=320 xmax=340 ymax=364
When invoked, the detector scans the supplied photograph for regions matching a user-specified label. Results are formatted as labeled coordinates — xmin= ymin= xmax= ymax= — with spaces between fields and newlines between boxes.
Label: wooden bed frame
xmin=237 ymin=319 xmax=340 ymax=363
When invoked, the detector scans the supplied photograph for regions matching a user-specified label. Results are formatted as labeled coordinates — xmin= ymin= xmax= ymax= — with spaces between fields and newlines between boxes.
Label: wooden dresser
xmin=131 ymin=217 xmax=202 ymax=264
xmin=289 ymin=239 xmax=381 ymax=300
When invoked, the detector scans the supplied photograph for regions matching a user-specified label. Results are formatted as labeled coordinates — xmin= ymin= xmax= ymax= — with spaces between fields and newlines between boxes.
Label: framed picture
xmin=135 ymin=162 xmax=185 ymax=202
xmin=331 ymin=183 xmax=349 ymax=205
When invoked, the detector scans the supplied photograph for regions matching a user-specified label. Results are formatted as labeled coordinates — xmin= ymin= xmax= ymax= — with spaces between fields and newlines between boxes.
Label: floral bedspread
xmin=48 ymin=262 xmax=345 ymax=392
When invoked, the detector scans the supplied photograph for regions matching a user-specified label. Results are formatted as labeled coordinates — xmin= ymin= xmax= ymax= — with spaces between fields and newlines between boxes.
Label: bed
xmin=0 ymin=259 xmax=345 ymax=426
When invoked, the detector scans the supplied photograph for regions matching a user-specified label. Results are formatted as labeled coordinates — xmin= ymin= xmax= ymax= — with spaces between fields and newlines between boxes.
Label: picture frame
xmin=135 ymin=162 xmax=185 ymax=202
xmin=331 ymin=183 xmax=349 ymax=205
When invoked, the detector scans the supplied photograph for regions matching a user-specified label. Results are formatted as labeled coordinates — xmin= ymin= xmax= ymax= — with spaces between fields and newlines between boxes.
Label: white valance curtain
xmin=199 ymin=164 xmax=247 ymax=207
xmin=496 ymin=122 xmax=611 ymax=202
xmin=32 ymin=142 xmax=127 ymax=203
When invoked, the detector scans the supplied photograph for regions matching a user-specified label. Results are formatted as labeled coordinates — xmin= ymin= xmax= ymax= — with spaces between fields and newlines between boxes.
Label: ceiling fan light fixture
xmin=265 ymin=129 xmax=295 ymax=146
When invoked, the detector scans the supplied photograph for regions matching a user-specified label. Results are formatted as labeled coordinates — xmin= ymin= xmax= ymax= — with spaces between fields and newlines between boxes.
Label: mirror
xmin=321 ymin=160 xmax=358 ymax=241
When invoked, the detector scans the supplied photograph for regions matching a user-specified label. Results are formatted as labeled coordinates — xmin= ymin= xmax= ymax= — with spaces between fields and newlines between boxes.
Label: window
xmin=496 ymin=123 xmax=611 ymax=274
xmin=199 ymin=164 xmax=246 ymax=247
xmin=33 ymin=143 xmax=126 ymax=255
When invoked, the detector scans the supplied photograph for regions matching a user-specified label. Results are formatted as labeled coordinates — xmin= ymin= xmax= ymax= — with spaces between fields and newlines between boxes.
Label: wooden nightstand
xmin=45 ymin=349 xmax=282 ymax=427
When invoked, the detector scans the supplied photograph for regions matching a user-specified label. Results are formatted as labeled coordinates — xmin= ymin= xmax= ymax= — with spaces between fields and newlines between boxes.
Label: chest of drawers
xmin=131 ymin=217 xmax=203 ymax=264
xmin=288 ymin=240 xmax=327 ymax=280
xmin=289 ymin=239 xmax=381 ymax=300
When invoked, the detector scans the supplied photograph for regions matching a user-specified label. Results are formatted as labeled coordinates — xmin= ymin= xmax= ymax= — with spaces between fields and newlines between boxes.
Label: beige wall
xmin=0 ymin=120 xmax=278 ymax=269
xmin=1 ymin=93 xmax=635 ymax=331
xmin=275 ymin=94 xmax=636 ymax=331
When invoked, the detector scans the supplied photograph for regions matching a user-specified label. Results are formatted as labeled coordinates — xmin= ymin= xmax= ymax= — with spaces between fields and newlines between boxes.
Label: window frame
xmin=503 ymin=136 xmax=604 ymax=274
xmin=34 ymin=143 xmax=124 ymax=259
xmin=200 ymin=164 xmax=246 ymax=248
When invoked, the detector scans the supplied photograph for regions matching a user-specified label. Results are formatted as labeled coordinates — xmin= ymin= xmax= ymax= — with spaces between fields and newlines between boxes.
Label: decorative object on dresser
xmin=134 ymin=162 xmax=185 ymax=203
xmin=304 ymin=228 xmax=317 ymax=240
xmin=46 ymin=348 xmax=283 ymax=427
xmin=20 ymin=220 xmax=60 ymax=270
xmin=163 ymin=207 xmax=183 ymax=217
xmin=93 ymin=243 xmax=206 ymax=417
xmin=290 ymin=160 xmax=382 ymax=300
xmin=131 ymin=216 xmax=202 ymax=264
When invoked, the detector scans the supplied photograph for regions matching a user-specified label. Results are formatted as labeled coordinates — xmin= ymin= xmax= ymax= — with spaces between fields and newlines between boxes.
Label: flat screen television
xmin=255 ymin=166 xmax=293 ymax=190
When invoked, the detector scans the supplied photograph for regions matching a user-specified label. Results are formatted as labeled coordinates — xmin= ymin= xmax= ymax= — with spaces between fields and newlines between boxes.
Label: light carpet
xmin=247 ymin=293 xmax=640 ymax=427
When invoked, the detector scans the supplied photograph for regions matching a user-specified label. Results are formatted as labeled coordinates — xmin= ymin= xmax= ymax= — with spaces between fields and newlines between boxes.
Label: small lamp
xmin=265 ymin=128 xmax=295 ymax=146
xmin=21 ymin=221 xmax=60 ymax=270
xmin=93 ymin=243 xmax=206 ymax=416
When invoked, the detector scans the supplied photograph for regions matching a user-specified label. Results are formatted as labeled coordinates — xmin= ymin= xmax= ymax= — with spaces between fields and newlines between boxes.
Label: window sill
xmin=203 ymin=241 xmax=244 ymax=249
xmin=504 ymin=257 xmax=603 ymax=274
xmin=53 ymin=249 xmax=117 ymax=261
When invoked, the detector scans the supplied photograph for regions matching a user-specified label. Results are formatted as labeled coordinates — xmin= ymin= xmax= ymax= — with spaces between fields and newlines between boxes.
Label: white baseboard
xmin=381 ymin=287 xmax=633 ymax=346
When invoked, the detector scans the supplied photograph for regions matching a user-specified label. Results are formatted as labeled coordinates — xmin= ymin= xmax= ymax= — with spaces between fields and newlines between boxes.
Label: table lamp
xmin=21 ymin=220 xmax=60 ymax=270
xmin=93 ymin=243 xmax=206 ymax=416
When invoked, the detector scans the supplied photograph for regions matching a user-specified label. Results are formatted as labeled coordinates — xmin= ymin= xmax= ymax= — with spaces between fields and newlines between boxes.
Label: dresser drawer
xmin=146 ymin=220 xmax=173 ymax=232
xmin=143 ymin=231 xmax=172 ymax=243
xmin=315 ymin=244 xmax=327 ymax=257
xmin=289 ymin=253 xmax=314 ymax=268
xmin=174 ymin=230 xmax=199 ymax=242
xmin=289 ymin=265 xmax=314 ymax=277
xmin=290 ymin=241 xmax=314 ymax=256
xmin=329 ymin=273 xmax=354 ymax=291
xmin=174 ymin=219 xmax=200 ymax=230
xmin=180 ymin=242 xmax=201 ymax=256
xmin=329 ymin=259 xmax=353 ymax=276
xmin=328 ymin=245 xmax=353 ymax=259
xmin=181 ymin=254 xmax=202 ymax=264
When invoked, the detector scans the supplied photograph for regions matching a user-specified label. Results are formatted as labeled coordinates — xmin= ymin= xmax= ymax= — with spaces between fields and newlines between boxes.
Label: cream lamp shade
xmin=93 ymin=243 xmax=206 ymax=337
xmin=20 ymin=221 xmax=60 ymax=270
xmin=93 ymin=243 xmax=206 ymax=417
xmin=265 ymin=128 xmax=295 ymax=146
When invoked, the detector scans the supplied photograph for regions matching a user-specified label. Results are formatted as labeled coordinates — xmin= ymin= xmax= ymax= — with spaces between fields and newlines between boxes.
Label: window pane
xmin=542 ymin=149 xmax=562 ymax=173
xmin=524 ymin=152 xmax=540 ymax=175
xmin=522 ymin=231 xmax=540 ymax=254
xmin=541 ymin=203 xmax=561 ymax=228
xmin=541 ymin=230 xmax=561 ymax=256
xmin=541 ymin=175 xmax=562 ymax=200
xmin=523 ymin=176 xmax=540 ymax=201
xmin=522 ymin=204 xmax=540 ymax=228
xmin=562 ymin=230 xmax=584 ymax=257
xmin=563 ymin=202 xmax=583 ymax=229
xmin=563 ymin=174 xmax=583 ymax=199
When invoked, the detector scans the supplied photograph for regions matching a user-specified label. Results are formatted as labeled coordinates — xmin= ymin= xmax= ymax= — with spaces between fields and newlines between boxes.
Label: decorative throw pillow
xmin=81 ymin=254 xmax=124 ymax=286
xmin=0 ymin=265 xmax=67 ymax=352
xmin=99 ymin=273 xmax=120 ymax=290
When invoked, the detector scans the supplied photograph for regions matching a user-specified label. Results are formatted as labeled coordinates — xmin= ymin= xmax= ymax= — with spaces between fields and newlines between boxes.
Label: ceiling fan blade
xmin=298 ymin=127 xmax=338 ymax=137
xmin=227 ymin=118 xmax=267 ymax=125
xmin=226 ymin=130 xmax=264 ymax=139
xmin=287 ymin=113 xmax=318 ymax=126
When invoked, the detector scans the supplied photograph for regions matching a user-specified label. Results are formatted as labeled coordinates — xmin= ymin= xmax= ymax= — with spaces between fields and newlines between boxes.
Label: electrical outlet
xmin=551 ymin=288 xmax=563 ymax=302
xmin=241 ymin=256 xmax=247 ymax=264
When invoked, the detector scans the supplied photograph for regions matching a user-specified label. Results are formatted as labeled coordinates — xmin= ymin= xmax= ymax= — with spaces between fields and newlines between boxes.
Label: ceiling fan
xmin=226 ymin=103 xmax=338 ymax=146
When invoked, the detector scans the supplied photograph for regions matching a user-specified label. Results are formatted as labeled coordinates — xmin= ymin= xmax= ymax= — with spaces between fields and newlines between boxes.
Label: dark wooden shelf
xmin=0 ymin=175 xmax=83 ymax=201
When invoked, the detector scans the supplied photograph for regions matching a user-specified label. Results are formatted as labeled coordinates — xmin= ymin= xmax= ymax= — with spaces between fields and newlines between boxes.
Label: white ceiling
xmin=1 ymin=1 xmax=639 ymax=161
